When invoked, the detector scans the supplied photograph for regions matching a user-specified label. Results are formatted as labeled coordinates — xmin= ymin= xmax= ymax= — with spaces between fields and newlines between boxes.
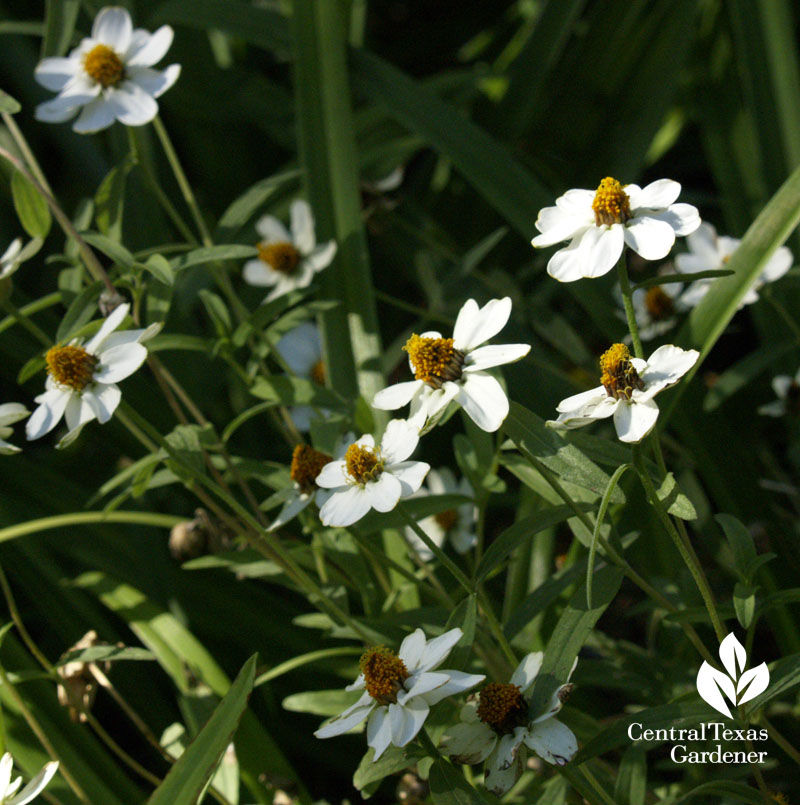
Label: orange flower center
xmin=592 ymin=177 xmax=631 ymax=226
xmin=258 ymin=241 xmax=301 ymax=275
xmin=644 ymin=286 xmax=674 ymax=321
xmin=599 ymin=343 xmax=644 ymax=401
xmin=83 ymin=44 xmax=124 ymax=88
xmin=290 ymin=444 xmax=332 ymax=494
xmin=359 ymin=646 xmax=410 ymax=705
xmin=46 ymin=345 xmax=98 ymax=391
xmin=477 ymin=682 xmax=529 ymax=735
xmin=403 ymin=334 xmax=464 ymax=389
xmin=310 ymin=359 xmax=326 ymax=386
xmin=345 ymin=443 xmax=383 ymax=485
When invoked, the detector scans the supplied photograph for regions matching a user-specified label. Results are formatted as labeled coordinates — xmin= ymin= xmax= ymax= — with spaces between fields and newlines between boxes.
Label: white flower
xmin=404 ymin=468 xmax=477 ymax=560
xmin=26 ymin=303 xmax=157 ymax=448
xmin=34 ymin=7 xmax=180 ymax=134
xmin=758 ymin=369 xmax=800 ymax=417
xmin=547 ymin=343 xmax=699 ymax=443
xmin=243 ymin=201 xmax=337 ymax=303
xmin=532 ymin=177 xmax=700 ymax=282
xmin=0 ymin=404 xmax=29 ymax=455
xmin=274 ymin=322 xmax=328 ymax=431
xmin=677 ymin=222 xmax=793 ymax=308
xmin=440 ymin=653 xmax=578 ymax=796
xmin=372 ymin=297 xmax=530 ymax=433
xmin=314 ymin=627 xmax=484 ymax=761
xmin=316 ymin=420 xmax=430 ymax=527
xmin=0 ymin=239 xmax=23 ymax=280
xmin=0 ymin=752 xmax=59 ymax=805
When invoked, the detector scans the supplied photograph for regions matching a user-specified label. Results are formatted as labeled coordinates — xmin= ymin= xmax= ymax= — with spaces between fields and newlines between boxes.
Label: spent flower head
xmin=532 ymin=177 xmax=700 ymax=282
xmin=34 ymin=6 xmax=180 ymax=133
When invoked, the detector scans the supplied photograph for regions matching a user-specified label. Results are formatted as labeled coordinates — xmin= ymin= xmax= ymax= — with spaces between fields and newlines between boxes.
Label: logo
xmin=696 ymin=633 xmax=770 ymax=718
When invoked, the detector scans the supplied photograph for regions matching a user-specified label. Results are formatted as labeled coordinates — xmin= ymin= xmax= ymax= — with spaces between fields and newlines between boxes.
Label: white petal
xmin=305 ymin=241 xmax=337 ymax=272
xmin=388 ymin=699 xmax=428 ymax=747
xmin=623 ymin=217 xmax=676 ymax=261
xmin=373 ymin=381 xmax=423 ymax=411
xmin=389 ymin=461 xmax=430 ymax=496
xmin=484 ymin=750 xmax=524 ymax=797
xmin=365 ymin=472 xmax=402 ymax=513
xmin=64 ymin=393 xmax=96 ymax=433
xmin=255 ymin=215 xmax=290 ymax=243
xmin=684 ymin=222 xmax=723 ymax=264
xmin=242 ymin=260 xmax=279 ymax=287
xmin=510 ymin=652 xmax=544 ymax=693
xmin=532 ymin=206 xmax=590 ymax=247
xmin=0 ymin=754 xmax=12 ymax=797
xmin=275 ymin=322 xmax=321 ymax=376
xmin=83 ymin=383 xmax=122 ymax=424
xmin=772 ymin=375 xmax=793 ymax=399
xmin=319 ymin=485 xmax=372 ymax=527
xmin=8 ymin=761 xmax=59 ymax=805
xmin=463 ymin=343 xmax=530 ymax=372
xmin=380 ymin=418 xmax=420 ymax=463
xmin=72 ymin=96 xmax=117 ymax=133
xmin=85 ymin=303 xmax=130 ymax=352
xmin=453 ymin=297 xmax=511 ymax=352
xmin=422 ymin=671 xmax=485 ymax=705
xmin=34 ymin=97 xmax=84 ymax=124
xmin=34 ymin=57 xmax=78 ymax=91
xmin=92 ymin=7 xmax=133 ymax=51
xmin=439 ymin=722 xmax=496 ymax=765
xmin=583 ymin=226 xmax=625 ymax=278
xmin=613 ymin=399 xmax=659 ymax=443
xmin=126 ymin=64 xmax=181 ymax=99
xmin=417 ymin=628 xmax=462 ymax=672
xmin=760 ymin=245 xmax=793 ymax=283
xmin=93 ymin=342 xmax=147 ymax=383
xmin=0 ymin=404 xmax=30 ymax=426
xmin=398 ymin=629 xmax=427 ymax=671
xmin=398 ymin=671 xmax=449 ymax=703
xmin=656 ymin=203 xmax=701 ymax=237
xmin=125 ymin=25 xmax=174 ymax=66
xmin=290 ymin=200 xmax=316 ymax=254
xmin=456 ymin=373 xmax=509 ymax=432
xmin=366 ymin=707 xmax=393 ymax=761
xmin=26 ymin=391 xmax=70 ymax=440
xmin=758 ymin=400 xmax=786 ymax=417
xmin=496 ymin=728 xmax=526 ymax=769
xmin=630 ymin=178 xmax=681 ymax=210
xmin=523 ymin=718 xmax=578 ymax=766
xmin=639 ymin=345 xmax=699 ymax=398
xmin=555 ymin=386 xmax=611 ymax=414
xmin=314 ymin=693 xmax=374 ymax=738
xmin=315 ymin=460 xmax=348 ymax=488
xmin=268 ymin=493 xmax=312 ymax=531
xmin=110 ymin=82 xmax=159 ymax=126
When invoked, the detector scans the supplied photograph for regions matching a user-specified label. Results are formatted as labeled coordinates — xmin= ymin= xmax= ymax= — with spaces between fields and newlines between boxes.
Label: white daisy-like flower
xmin=274 ymin=322 xmax=328 ymax=432
xmin=316 ymin=419 xmax=430 ymax=527
xmin=758 ymin=369 xmax=800 ymax=417
xmin=269 ymin=444 xmax=334 ymax=531
xmin=0 ymin=239 xmax=23 ymax=280
xmin=628 ymin=282 xmax=683 ymax=341
xmin=677 ymin=222 xmax=793 ymax=309
xmin=547 ymin=343 xmax=699 ymax=443
xmin=0 ymin=404 xmax=29 ymax=455
xmin=532 ymin=177 xmax=701 ymax=282
xmin=0 ymin=752 xmax=59 ymax=805
xmin=440 ymin=653 xmax=578 ymax=796
xmin=404 ymin=468 xmax=477 ymax=560
xmin=372 ymin=298 xmax=530 ymax=433
xmin=26 ymin=303 xmax=157 ymax=448
xmin=314 ymin=627 xmax=484 ymax=762
xmin=242 ymin=201 xmax=337 ymax=303
xmin=34 ymin=7 xmax=180 ymax=134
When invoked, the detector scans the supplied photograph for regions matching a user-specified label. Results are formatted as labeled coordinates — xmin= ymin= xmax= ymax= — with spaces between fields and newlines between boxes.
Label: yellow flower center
xmin=600 ymin=343 xmax=644 ymax=401
xmin=359 ymin=646 xmax=410 ymax=705
xmin=345 ymin=443 xmax=383 ymax=485
xmin=592 ymin=177 xmax=631 ymax=226
xmin=477 ymin=682 xmax=529 ymax=735
xmin=290 ymin=444 xmax=332 ymax=494
xmin=258 ymin=241 xmax=301 ymax=275
xmin=434 ymin=509 xmax=458 ymax=532
xmin=403 ymin=334 xmax=465 ymax=389
xmin=310 ymin=359 xmax=326 ymax=386
xmin=46 ymin=345 xmax=98 ymax=391
xmin=644 ymin=285 xmax=674 ymax=321
xmin=83 ymin=44 xmax=125 ymax=88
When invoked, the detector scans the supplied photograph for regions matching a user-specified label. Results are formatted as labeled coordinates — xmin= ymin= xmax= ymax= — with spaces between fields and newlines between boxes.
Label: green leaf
xmin=55 ymin=281 xmax=103 ymax=343
xmin=42 ymin=0 xmax=79 ymax=57
xmin=198 ymin=290 xmax=232 ymax=335
xmin=249 ymin=376 xmax=347 ymax=410
xmin=733 ymin=581 xmax=757 ymax=629
xmin=613 ymin=745 xmax=647 ymax=805
xmin=715 ymin=513 xmax=758 ymax=582
xmin=56 ymin=646 xmax=155 ymax=666
xmin=503 ymin=402 xmax=626 ymax=502
xmin=81 ymin=231 xmax=136 ymax=269
xmin=673 ymin=780 xmax=766 ymax=804
xmin=353 ymin=745 xmax=426 ymax=796
xmin=11 ymin=171 xmax=51 ymax=239
xmin=94 ymin=156 xmax=133 ymax=241
xmin=282 ymin=689 xmax=360 ymax=717
xmin=170 ymin=245 xmax=258 ymax=272
xmin=443 ymin=594 xmax=477 ymax=671
xmin=656 ymin=472 xmax=697 ymax=520
xmin=147 ymin=655 xmax=256 ymax=805
xmin=428 ymin=759 xmax=491 ymax=804
xmin=476 ymin=504 xmax=593 ymax=583
xmin=142 ymin=254 xmax=174 ymax=286
xmin=633 ymin=269 xmax=733 ymax=289
xmin=164 ymin=424 xmax=218 ymax=481
xmin=0 ymin=89 xmax=21 ymax=114
xmin=746 ymin=652 xmax=800 ymax=712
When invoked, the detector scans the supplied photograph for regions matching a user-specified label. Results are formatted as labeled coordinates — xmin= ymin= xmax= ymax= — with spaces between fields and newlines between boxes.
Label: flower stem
xmin=0 ymin=299 xmax=51 ymax=347
xmin=616 ymin=252 xmax=644 ymax=359
xmin=417 ymin=727 xmax=443 ymax=760
xmin=632 ymin=446 xmax=726 ymax=642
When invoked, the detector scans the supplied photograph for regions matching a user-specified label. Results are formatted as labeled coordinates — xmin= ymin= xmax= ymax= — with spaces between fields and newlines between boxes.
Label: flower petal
xmin=440 ymin=722 xmax=496 ymax=765
xmin=760 ymin=245 xmax=793 ymax=283
xmin=417 ymin=628 xmax=462 ymax=672
xmin=397 ymin=672 xmax=450 ymax=703
xmin=613 ymin=399 xmax=659 ymax=443
xmin=510 ymin=651 xmax=544 ymax=693
xmin=398 ymin=629 xmax=427 ymax=671
xmin=453 ymin=297 xmax=512 ymax=352
xmin=639 ymin=344 xmax=699 ymax=398
xmin=373 ymin=381 xmax=423 ymax=411
xmin=389 ymin=461 xmax=430 ymax=496
xmin=314 ymin=693 xmax=373 ymax=739
xmin=110 ymin=82 xmax=159 ymax=126
xmin=34 ymin=57 xmax=78 ymax=91
xmin=83 ymin=383 xmax=122 ymax=424
xmin=656 ymin=203 xmax=701 ymax=237
xmin=380 ymin=418 xmax=419 ymax=464
xmin=366 ymin=707 xmax=393 ymax=761
xmin=255 ymin=215 xmax=291 ymax=243
xmin=422 ymin=670 xmax=485 ymax=705
xmin=630 ymin=178 xmax=681 ymax=210
xmin=290 ymin=200 xmax=316 ymax=254
xmin=126 ymin=64 xmax=181 ymax=99
xmin=484 ymin=750 xmax=524 ymax=797
xmin=268 ymin=493 xmax=312 ymax=531
xmin=623 ymin=217 xmax=676 ymax=261
xmin=125 ymin=25 xmax=174 ymax=66
xmin=319 ymin=485 xmax=373 ymax=527
xmin=495 ymin=727 xmax=527 ymax=769
xmin=365 ymin=472 xmax=402 ymax=513
xmin=463 ymin=343 xmax=530 ymax=372
xmin=242 ymin=260 xmax=279 ymax=287
xmin=523 ymin=718 xmax=578 ymax=766
xmin=92 ymin=7 xmax=133 ymax=51
xmin=275 ymin=322 xmax=321 ymax=376
xmin=72 ymin=96 xmax=117 ymax=133
xmin=9 ymin=761 xmax=59 ymax=805
xmin=388 ymin=699 xmax=428 ymax=747
xmin=0 ymin=404 xmax=30 ymax=426
xmin=305 ymin=240 xmax=337 ymax=273
xmin=456 ymin=372 xmax=509 ymax=432
xmin=93 ymin=342 xmax=147 ymax=383
xmin=315 ymin=460 xmax=348 ymax=489
xmin=26 ymin=391 xmax=70 ymax=440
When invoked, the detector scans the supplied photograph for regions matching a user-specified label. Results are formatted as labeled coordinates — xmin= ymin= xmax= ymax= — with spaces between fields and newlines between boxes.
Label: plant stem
xmin=0 ymin=299 xmax=51 ymax=347
xmin=616 ymin=252 xmax=644 ymax=359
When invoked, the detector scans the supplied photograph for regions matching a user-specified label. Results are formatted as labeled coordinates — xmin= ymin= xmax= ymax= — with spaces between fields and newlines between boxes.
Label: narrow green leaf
xmin=147 ymin=655 xmax=256 ymax=805
xmin=81 ymin=231 xmax=136 ymax=269
xmin=715 ymin=513 xmax=758 ymax=582
xmin=170 ymin=245 xmax=257 ymax=271
xmin=444 ymin=594 xmax=477 ymax=671
xmin=353 ymin=745 xmax=426 ymax=795
xmin=55 ymin=281 xmax=103 ymax=343
xmin=429 ymin=759 xmax=490 ymax=804
xmin=733 ymin=581 xmax=757 ymax=629
xmin=56 ymin=646 xmax=155 ymax=665
xmin=11 ymin=171 xmax=51 ymax=239
xmin=198 ymin=289 xmax=232 ymax=335
xmin=613 ymin=745 xmax=647 ymax=805
xmin=0 ymin=89 xmax=21 ymax=114
xmin=143 ymin=254 xmax=174 ymax=286
xmin=746 ymin=652 xmax=800 ymax=712
xmin=674 ymin=780 xmax=765 ymax=804
xmin=656 ymin=472 xmax=697 ymax=520
xmin=42 ymin=0 xmax=79 ymax=57
xmin=249 ymin=376 xmax=347 ymax=410
xmin=633 ymin=269 xmax=733 ymax=289
xmin=95 ymin=155 xmax=133 ymax=241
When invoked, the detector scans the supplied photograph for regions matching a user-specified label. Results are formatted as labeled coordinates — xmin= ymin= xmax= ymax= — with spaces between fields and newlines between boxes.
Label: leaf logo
xmin=696 ymin=633 xmax=770 ymax=718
